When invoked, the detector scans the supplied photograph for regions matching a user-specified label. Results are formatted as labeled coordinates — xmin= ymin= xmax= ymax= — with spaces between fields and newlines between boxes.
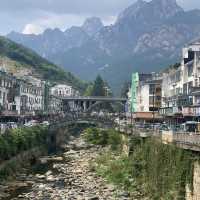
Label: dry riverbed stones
xmin=1 ymin=136 xmax=129 ymax=200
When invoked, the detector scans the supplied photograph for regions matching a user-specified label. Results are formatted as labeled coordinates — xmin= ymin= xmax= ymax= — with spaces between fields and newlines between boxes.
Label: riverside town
xmin=2 ymin=0 xmax=200 ymax=199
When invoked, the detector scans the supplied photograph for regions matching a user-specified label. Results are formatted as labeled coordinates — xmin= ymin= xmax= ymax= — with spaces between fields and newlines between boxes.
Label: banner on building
xmin=131 ymin=72 xmax=139 ymax=113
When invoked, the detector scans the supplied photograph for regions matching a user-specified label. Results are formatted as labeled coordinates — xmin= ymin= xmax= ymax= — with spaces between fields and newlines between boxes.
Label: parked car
xmin=41 ymin=121 xmax=50 ymax=126
xmin=91 ymin=112 xmax=98 ymax=117
xmin=24 ymin=120 xmax=39 ymax=127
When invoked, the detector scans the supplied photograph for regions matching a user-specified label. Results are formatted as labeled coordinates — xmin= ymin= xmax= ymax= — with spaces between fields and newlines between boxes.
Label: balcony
xmin=177 ymin=95 xmax=193 ymax=107
xmin=191 ymin=87 xmax=200 ymax=96
xmin=159 ymin=107 xmax=182 ymax=116
xmin=1 ymin=110 xmax=18 ymax=117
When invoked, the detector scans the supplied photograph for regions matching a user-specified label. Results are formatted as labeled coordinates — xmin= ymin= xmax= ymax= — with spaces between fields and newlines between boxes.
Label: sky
xmin=0 ymin=0 xmax=200 ymax=35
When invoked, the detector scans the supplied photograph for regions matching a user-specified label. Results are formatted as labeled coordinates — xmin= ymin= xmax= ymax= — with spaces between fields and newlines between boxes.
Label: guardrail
xmin=60 ymin=96 xmax=127 ymax=102
xmin=173 ymin=133 xmax=200 ymax=145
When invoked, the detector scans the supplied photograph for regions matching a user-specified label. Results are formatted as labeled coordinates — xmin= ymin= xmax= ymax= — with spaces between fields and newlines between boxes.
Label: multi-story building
xmin=48 ymin=95 xmax=63 ymax=114
xmin=128 ymin=73 xmax=162 ymax=122
xmin=160 ymin=41 xmax=200 ymax=126
xmin=50 ymin=84 xmax=79 ymax=97
xmin=50 ymin=84 xmax=79 ymax=112
xmin=0 ymin=70 xmax=17 ymax=114
xmin=0 ymin=67 xmax=68 ymax=119
xmin=15 ymin=77 xmax=45 ymax=116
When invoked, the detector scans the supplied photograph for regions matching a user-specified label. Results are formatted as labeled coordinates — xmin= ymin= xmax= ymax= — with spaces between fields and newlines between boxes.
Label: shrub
xmin=83 ymin=128 xmax=122 ymax=150
xmin=107 ymin=129 xmax=122 ymax=151
xmin=94 ymin=136 xmax=196 ymax=199
xmin=0 ymin=126 xmax=48 ymax=163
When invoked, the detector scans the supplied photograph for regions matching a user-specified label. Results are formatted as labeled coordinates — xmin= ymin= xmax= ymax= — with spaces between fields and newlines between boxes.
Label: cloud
xmin=1 ymin=0 xmax=200 ymax=35
xmin=0 ymin=0 xmax=135 ymax=15
xmin=22 ymin=24 xmax=43 ymax=34
xmin=21 ymin=12 xmax=117 ymax=34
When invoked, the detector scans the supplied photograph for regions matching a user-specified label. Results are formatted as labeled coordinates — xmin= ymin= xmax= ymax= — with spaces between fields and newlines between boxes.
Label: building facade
xmin=50 ymin=84 xmax=79 ymax=97
xmin=128 ymin=42 xmax=200 ymax=126
xmin=160 ymin=42 xmax=200 ymax=122
xmin=0 ymin=70 xmax=64 ymax=118
xmin=0 ymin=70 xmax=17 ymax=115
xmin=15 ymin=77 xmax=45 ymax=116
xmin=128 ymin=73 xmax=162 ymax=122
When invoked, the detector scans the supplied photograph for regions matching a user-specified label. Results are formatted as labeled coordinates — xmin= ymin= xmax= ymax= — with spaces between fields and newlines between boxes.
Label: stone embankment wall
xmin=186 ymin=162 xmax=200 ymax=200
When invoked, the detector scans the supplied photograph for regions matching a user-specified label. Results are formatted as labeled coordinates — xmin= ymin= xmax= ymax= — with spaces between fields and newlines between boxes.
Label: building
xmin=160 ymin=42 xmax=200 ymax=127
xmin=128 ymin=73 xmax=162 ymax=123
xmin=15 ymin=77 xmax=45 ymax=116
xmin=48 ymin=95 xmax=63 ymax=114
xmin=50 ymin=84 xmax=79 ymax=97
xmin=0 ymin=70 xmax=17 ymax=115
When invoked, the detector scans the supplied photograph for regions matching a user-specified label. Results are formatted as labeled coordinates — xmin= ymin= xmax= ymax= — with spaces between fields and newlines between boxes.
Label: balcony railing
xmin=191 ymin=87 xmax=200 ymax=96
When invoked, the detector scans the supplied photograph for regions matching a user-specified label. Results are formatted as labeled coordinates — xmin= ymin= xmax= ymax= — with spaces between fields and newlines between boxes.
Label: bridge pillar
xmin=78 ymin=101 xmax=82 ymax=111
xmin=83 ymin=101 xmax=87 ymax=112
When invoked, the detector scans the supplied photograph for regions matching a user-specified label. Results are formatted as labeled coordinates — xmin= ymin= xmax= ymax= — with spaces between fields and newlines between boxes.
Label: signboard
xmin=131 ymin=72 xmax=139 ymax=113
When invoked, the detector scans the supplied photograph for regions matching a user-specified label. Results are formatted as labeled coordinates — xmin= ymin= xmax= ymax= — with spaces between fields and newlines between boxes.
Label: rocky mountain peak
xmin=117 ymin=0 xmax=183 ymax=24
xmin=82 ymin=17 xmax=103 ymax=36
xmin=151 ymin=0 xmax=183 ymax=18
xmin=117 ymin=0 xmax=147 ymax=22
xmin=43 ymin=28 xmax=63 ymax=36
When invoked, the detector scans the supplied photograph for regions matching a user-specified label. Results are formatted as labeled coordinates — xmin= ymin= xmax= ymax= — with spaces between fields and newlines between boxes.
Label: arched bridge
xmin=60 ymin=96 xmax=127 ymax=112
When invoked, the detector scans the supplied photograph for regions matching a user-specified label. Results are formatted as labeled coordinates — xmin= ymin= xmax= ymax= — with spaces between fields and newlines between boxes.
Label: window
xmin=176 ymin=71 xmax=181 ymax=82
xmin=184 ymin=51 xmax=194 ymax=64
xmin=149 ymin=96 xmax=154 ymax=105
xmin=156 ymin=96 xmax=161 ymax=101
xmin=188 ymin=63 xmax=193 ymax=77
xmin=149 ymin=84 xmax=155 ymax=95
xmin=188 ymin=81 xmax=193 ymax=94
xmin=183 ymin=84 xmax=187 ymax=94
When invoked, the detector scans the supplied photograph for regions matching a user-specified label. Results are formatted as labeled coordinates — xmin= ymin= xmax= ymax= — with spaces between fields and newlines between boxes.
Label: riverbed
xmin=0 ymin=135 xmax=129 ymax=200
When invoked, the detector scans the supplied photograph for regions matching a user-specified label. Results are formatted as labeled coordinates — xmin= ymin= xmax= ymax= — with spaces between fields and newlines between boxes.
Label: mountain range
xmin=7 ymin=0 xmax=200 ymax=93
xmin=0 ymin=36 xmax=86 ymax=91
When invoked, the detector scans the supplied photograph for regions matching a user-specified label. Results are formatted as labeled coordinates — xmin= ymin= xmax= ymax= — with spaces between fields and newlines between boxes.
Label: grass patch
xmin=85 ymin=129 xmax=198 ymax=200
xmin=83 ymin=128 xmax=123 ymax=151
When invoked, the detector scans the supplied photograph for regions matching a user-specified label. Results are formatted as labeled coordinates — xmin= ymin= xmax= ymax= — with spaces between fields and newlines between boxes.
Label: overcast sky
xmin=0 ymin=0 xmax=200 ymax=35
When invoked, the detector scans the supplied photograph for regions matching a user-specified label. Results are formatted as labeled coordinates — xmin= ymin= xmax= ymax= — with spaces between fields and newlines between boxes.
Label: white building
xmin=128 ymin=73 xmax=162 ymax=122
xmin=15 ymin=78 xmax=45 ymax=115
xmin=0 ymin=71 xmax=17 ymax=113
xmin=50 ymin=84 xmax=79 ymax=97
xmin=161 ymin=41 xmax=200 ymax=118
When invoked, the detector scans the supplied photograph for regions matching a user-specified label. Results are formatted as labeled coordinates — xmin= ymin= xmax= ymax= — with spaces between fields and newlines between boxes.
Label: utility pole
xmin=152 ymin=84 xmax=156 ymax=131
xmin=131 ymin=103 xmax=133 ymax=134
xmin=118 ymin=110 xmax=121 ymax=132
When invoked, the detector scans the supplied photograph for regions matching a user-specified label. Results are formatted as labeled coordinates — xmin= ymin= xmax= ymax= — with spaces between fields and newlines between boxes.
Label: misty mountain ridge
xmin=7 ymin=0 xmax=200 ymax=93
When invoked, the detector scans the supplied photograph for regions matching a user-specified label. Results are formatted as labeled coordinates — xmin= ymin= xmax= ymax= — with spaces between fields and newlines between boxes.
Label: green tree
xmin=120 ymin=81 xmax=130 ymax=98
xmin=91 ymin=75 xmax=106 ymax=96
xmin=84 ymin=84 xmax=94 ymax=96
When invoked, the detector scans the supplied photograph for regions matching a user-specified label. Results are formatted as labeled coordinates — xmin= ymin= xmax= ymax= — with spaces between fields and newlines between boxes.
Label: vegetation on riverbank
xmin=84 ymin=128 xmax=198 ymax=200
xmin=83 ymin=128 xmax=122 ymax=151
xmin=0 ymin=126 xmax=48 ymax=162
xmin=0 ymin=126 xmax=49 ymax=180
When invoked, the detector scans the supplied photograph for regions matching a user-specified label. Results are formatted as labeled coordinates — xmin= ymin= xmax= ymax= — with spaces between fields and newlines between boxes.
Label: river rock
xmin=3 ymin=136 xmax=129 ymax=200
xmin=36 ymin=174 xmax=45 ymax=179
